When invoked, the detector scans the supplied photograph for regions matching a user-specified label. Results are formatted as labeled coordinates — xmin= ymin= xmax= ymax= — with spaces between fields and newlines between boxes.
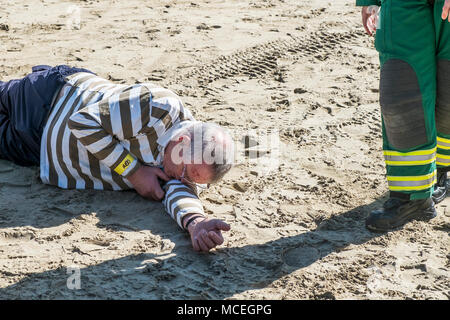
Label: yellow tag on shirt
xmin=114 ymin=154 xmax=135 ymax=175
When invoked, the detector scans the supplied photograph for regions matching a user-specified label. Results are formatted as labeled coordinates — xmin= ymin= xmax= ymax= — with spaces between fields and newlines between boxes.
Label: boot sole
xmin=366 ymin=207 xmax=437 ymax=233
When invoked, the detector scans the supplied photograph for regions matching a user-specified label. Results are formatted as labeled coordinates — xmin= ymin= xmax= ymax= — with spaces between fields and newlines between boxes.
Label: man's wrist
xmin=183 ymin=214 xmax=205 ymax=232
xmin=126 ymin=163 xmax=145 ymax=189
xmin=187 ymin=217 xmax=203 ymax=233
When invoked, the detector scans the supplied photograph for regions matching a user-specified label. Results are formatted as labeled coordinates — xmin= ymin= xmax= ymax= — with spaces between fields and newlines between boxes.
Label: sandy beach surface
xmin=0 ymin=0 xmax=448 ymax=299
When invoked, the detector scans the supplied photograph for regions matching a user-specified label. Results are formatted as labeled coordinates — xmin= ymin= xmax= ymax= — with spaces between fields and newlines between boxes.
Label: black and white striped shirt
xmin=40 ymin=72 xmax=204 ymax=229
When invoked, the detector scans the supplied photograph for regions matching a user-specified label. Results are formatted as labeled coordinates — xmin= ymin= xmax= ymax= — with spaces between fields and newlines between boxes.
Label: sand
xmin=0 ymin=0 xmax=448 ymax=299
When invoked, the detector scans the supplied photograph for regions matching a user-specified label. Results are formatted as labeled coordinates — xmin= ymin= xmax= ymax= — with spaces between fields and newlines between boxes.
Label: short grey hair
xmin=185 ymin=122 xmax=234 ymax=184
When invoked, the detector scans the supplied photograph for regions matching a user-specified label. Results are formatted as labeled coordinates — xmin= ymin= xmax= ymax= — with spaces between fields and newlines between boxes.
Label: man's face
xmin=163 ymin=137 xmax=214 ymax=185
xmin=183 ymin=163 xmax=214 ymax=185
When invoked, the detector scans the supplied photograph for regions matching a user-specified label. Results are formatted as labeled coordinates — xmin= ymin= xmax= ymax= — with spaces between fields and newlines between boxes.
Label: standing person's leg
xmin=433 ymin=0 xmax=450 ymax=201
xmin=366 ymin=0 xmax=438 ymax=231
xmin=0 ymin=65 xmax=94 ymax=166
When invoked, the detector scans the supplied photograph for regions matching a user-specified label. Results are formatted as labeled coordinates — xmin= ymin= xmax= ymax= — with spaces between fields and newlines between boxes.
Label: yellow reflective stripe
xmin=388 ymin=180 xmax=437 ymax=191
xmin=387 ymin=171 xmax=436 ymax=189
xmin=437 ymin=137 xmax=450 ymax=149
xmin=384 ymin=147 xmax=436 ymax=166
xmin=437 ymin=136 xmax=450 ymax=144
xmin=385 ymin=159 xmax=435 ymax=166
xmin=387 ymin=171 xmax=436 ymax=182
xmin=436 ymin=153 xmax=450 ymax=166
xmin=436 ymin=153 xmax=450 ymax=160
xmin=114 ymin=153 xmax=136 ymax=175
xmin=383 ymin=147 xmax=436 ymax=157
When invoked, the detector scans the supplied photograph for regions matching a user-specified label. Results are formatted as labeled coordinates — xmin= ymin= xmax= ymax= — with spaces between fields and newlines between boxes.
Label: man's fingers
xmin=149 ymin=177 xmax=165 ymax=200
xmin=196 ymin=237 xmax=209 ymax=252
xmin=154 ymin=186 xmax=165 ymax=200
xmin=154 ymin=168 xmax=170 ymax=181
xmin=213 ymin=220 xmax=231 ymax=231
xmin=200 ymin=231 xmax=215 ymax=249
xmin=144 ymin=189 xmax=163 ymax=201
xmin=139 ymin=189 xmax=157 ymax=201
xmin=192 ymin=237 xmax=200 ymax=252
xmin=208 ymin=231 xmax=224 ymax=246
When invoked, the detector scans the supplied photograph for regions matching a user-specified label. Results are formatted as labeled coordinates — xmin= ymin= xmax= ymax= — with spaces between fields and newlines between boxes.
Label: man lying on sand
xmin=0 ymin=65 xmax=233 ymax=252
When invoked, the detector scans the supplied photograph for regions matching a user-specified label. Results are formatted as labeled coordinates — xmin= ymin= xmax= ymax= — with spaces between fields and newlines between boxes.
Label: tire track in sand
xmin=170 ymin=29 xmax=365 ymax=97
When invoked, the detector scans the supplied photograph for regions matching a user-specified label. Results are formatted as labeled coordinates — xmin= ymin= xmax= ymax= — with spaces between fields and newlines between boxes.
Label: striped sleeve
xmin=67 ymin=85 xmax=148 ymax=178
xmin=163 ymin=180 xmax=205 ymax=229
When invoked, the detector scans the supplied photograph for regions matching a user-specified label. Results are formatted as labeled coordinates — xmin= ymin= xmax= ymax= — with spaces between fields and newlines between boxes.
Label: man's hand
xmin=187 ymin=217 xmax=231 ymax=252
xmin=442 ymin=0 xmax=450 ymax=21
xmin=128 ymin=166 xmax=170 ymax=201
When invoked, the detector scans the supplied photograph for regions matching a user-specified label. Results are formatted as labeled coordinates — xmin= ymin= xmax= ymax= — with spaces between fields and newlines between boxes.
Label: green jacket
xmin=356 ymin=0 xmax=381 ymax=6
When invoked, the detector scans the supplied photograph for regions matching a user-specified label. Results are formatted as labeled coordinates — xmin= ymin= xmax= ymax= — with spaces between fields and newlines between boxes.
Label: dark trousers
xmin=0 ymin=65 xmax=94 ymax=166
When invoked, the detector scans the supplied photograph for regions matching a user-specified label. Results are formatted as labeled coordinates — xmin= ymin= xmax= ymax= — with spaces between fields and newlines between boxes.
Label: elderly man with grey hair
xmin=0 ymin=65 xmax=234 ymax=252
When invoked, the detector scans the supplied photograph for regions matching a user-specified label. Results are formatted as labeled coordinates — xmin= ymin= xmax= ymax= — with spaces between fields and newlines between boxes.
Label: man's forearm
xmin=163 ymin=179 xmax=205 ymax=229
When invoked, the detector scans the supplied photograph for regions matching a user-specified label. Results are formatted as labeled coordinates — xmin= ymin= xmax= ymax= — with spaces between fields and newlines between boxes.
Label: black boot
xmin=432 ymin=170 xmax=448 ymax=204
xmin=366 ymin=197 xmax=437 ymax=232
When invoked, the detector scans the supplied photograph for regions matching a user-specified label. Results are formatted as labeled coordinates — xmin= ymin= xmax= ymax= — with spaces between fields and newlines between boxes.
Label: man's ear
xmin=176 ymin=134 xmax=192 ymax=164
xmin=179 ymin=134 xmax=191 ymax=146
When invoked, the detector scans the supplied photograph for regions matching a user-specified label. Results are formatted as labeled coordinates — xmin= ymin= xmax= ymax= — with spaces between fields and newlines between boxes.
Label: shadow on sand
xmin=0 ymin=183 xmax=388 ymax=299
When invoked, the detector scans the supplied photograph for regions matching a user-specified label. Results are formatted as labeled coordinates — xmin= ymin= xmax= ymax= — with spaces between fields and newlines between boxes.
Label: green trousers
xmin=357 ymin=0 xmax=450 ymax=200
